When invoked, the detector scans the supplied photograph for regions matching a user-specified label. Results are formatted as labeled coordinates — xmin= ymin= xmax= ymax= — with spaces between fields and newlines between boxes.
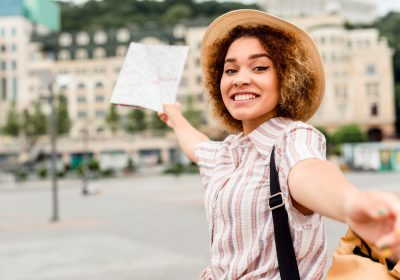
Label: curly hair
xmin=203 ymin=25 xmax=317 ymax=132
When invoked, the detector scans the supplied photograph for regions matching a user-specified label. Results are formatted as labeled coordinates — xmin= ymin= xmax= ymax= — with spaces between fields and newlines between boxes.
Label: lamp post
xmin=81 ymin=125 xmax=89 ymax=196
xmin=47 ymin=81 xmax=59 ymax=222
xmin=33 ymin=71 xmax=69 ymax=222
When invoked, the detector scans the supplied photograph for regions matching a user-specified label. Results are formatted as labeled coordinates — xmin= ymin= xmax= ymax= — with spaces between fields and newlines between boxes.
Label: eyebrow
xmin=224 ymin=53 xmax=271 ymax=64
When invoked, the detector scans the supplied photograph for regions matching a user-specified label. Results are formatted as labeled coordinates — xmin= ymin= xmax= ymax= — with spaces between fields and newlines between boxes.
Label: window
xmin=94 ymin=31 xmax=107 ymax=44
xmin=58 ymin=50 xmax=71 ymax=60
xmin=12 ymin=61 xmax=17 ymax=70
xmin=1 ymin=78 xmax=7 ymax=100
xmin=12 ymin=77 xmax=17 ymax=99
xmin=11 ymin=44 xmax=17 ymax=52
xmin=366 ymin=64 xmax=377 ymax=75
xmin=95 ymin=95 xmax=104 ymax=103
xmin=95 ymin=110 xmax=105 ymax=117
xmin=78 ymin=111 xmax=87 ymax=118
xmin=76 ymin=32 xmax=90 ymax=46
xmin=196 ymin=75 xmax=202 ymax=84
xmin=95 ymin=82 xmax=104 ymax=89
xmin=1 ymin=61 xmax=6 ymax=70
xmin=59 ymin=33 xmax=72 ymax=46
xmin=1 ymin=45 xmax=6 ymax=52
xmin=93 ymin=47 xmax=106 ymax=58
xmin=116 ymin=45 xmax=127 ymax=57
xmin=117 ymin=28 xmax=130 ymax=42
xmin=60 ymin=85 xmax=68 ymax=92
xmin=0 ymin=28 xmax=4 ymax=36
xmin=77 ymin=83 xmax=86 ymax=89
xmin=370 ymin=103 xmax=378 ymax=116
xmin=77 ymin=96 xmax=86 ymax=103
xmin=366 ymin=83 xmax=379 ymax=97
xmin=75 ymin=49 xmax=88 ymax=60
xmin=11 ymin=27 xmax=16 ymax=36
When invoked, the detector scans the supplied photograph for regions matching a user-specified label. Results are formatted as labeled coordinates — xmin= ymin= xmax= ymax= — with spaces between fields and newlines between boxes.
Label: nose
xmin=233 ymin=70 xmax=251 ymax=87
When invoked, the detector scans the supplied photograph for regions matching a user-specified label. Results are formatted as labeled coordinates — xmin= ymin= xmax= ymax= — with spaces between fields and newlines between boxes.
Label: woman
xmin=159 ymin=9 xmax=400 ymax=279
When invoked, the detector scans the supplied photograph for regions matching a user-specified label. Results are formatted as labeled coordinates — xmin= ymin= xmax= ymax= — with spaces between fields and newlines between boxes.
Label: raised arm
xmin=159 ymin=103 xmax=209 ymax=163
xmin=288 ymin=158 xmax=400 ymax=259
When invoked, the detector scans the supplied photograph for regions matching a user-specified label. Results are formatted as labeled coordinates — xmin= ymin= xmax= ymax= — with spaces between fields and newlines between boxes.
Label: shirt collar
xmin=246 ymin=117 xmax=290 ymax=158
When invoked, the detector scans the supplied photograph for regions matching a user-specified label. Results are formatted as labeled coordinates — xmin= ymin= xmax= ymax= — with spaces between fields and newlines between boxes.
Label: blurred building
xmin=0 ymin=0 xmax=59 ymax=120
xmin=0 ymin=1 xmax=396 ymax=169
xmin=260 ymin=0 xmax=378 ymax=24
xmin=293 ymin=15 xmax=396 ymax=141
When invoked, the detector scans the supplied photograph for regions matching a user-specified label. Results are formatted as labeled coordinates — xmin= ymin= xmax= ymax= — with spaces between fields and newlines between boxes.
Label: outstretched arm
xmin=288 ymin=158 xmax=400 ymax=259
xmin=159 ymin=103 xmax=209 ymax=163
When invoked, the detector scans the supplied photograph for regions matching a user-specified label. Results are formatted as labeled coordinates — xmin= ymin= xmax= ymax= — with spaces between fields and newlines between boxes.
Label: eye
xmin=254 ymin=66 xmax=269 ymax=72
xmin=224 ymin=68 xmax=237 ymax=75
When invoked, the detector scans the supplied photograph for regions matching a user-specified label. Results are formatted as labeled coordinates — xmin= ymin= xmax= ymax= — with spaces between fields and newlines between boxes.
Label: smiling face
xmin=220 ymin=36 xmax=279 ymax=135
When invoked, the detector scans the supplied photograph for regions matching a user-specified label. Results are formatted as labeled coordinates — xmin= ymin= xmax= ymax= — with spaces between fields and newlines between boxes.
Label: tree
xmin=125 ymin=109 xmax=147 ymax=133
xmin=332 ymin=124 xmax=367 ymax=145
xmin=105 ymin=104 xmax=120 ymax=134
xmin=163 ymin=4 xmax=192 ymax=25
xmin=2 ymin=100 xmax=20 ymax=136
xmin=22 ymin=101 xmax=47 ymax=137
xmin=183 ymin=95 xmax=205 ymax=129
xmin=56 ymin=94 xmax=71 ymax=135
xmin=150 ymin=111 xmax=167 ymax=130
xmin=374 ymin=12 xmax=400 ymax=136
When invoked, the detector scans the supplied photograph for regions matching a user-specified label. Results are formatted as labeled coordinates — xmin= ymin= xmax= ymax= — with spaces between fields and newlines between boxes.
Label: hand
xmin=345 ymin=192 xmax=400 ymax=261
xmin=158 ymin=103 xmax=182 ymax=129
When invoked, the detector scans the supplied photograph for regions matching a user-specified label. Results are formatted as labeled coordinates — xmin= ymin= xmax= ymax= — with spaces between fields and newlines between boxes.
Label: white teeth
xmin=234 ymin=94 xmax=256 ymax=101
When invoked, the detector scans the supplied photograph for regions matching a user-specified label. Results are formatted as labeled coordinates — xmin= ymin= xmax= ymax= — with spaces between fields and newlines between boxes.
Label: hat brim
xmin=200 ymin=9 xmax=325 ymax=121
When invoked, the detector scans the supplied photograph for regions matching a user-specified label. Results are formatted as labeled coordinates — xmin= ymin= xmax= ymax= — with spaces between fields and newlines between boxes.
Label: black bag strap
xmin=269 ymin=146 xmax=301 ymax=280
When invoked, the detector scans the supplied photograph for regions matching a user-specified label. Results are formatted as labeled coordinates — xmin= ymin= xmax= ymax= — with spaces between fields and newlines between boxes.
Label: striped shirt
xmin=194 ymin=117 xmax=327 ymax=280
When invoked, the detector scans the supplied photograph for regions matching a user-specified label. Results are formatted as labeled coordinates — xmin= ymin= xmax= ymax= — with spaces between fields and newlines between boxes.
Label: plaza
xmin=1 ymin=172 xmax=399 ymax=279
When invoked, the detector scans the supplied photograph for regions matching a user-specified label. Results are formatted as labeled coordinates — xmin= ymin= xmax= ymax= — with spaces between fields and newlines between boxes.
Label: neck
xmin=242 ymin=113 xmax=278 ymax=136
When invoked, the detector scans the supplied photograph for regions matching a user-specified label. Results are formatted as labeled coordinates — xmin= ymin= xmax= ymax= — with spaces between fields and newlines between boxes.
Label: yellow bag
xmin=327 ymin=228 xmax=400 ymax=279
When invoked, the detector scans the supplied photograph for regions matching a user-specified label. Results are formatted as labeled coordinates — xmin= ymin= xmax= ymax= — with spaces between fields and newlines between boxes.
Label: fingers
xmin=372 ymin=193 xmax=400 ymax=260
xmin=158 ymin=112 xmax=168 ymax=123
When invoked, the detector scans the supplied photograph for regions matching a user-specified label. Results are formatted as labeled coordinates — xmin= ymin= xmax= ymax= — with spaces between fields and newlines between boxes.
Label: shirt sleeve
xmin=276 ymin=122 xmax=326 ymax=231
xmin=194 ymin=140 xmax=221 ymax=188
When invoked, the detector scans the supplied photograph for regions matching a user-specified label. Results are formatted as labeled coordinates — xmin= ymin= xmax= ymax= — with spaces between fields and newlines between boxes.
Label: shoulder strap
xmin=269 ymin=146 xmax=301 ymax=280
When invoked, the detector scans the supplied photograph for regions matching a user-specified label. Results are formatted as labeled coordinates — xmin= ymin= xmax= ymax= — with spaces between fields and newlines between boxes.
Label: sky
xmin=61 ymin=0 xmax=400 ymax=15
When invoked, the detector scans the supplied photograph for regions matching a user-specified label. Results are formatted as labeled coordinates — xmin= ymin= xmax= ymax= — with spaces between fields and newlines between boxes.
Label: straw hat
xmin=200 ymin=9 xmax=325 ymax=121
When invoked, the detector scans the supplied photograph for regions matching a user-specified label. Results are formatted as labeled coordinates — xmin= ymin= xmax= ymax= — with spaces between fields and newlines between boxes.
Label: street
xmin=0 ymin=172 xmax=399 ymax=280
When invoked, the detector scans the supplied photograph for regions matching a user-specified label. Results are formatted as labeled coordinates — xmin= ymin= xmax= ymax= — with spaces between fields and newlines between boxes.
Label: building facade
xmin=0 ymin=1 xmax=396 ymax=170
xmin=259 ymin=0 xmax=378 ymax=24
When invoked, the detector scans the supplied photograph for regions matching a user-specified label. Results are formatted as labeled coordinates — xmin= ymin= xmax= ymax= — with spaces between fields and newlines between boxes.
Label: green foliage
xmin=2 ymin=101 xmax=20 ymax=136
xmin=60 ymin=0 xmax=260 ymax=31
xmin=88 ymin=159 xmax=99 ymax=171
xmin=315 ymin=126 xmax=331 ymax=144
xmin=22 ymin=101 xmax=47 ymax=137
xmin=150 ymin=111 xmax=167 ymax=130
xmin=183 ymin=95 xmax=205 ymax=129
xmin=163 ymin=162 xmax=199 ymax=175
xmin=125 ymin=109 xmax=147 ymax=133
xmin=14 ymin=169 xmax=28 ymax=181
xmin=101 ymin=168 xmax=115 ymax=177
xmin=38 ymin=166 xmax=48 ymax=178
xmin=374 ymin=12 xmax=400 ymax=135
xmin=163 ymin=163 xmax=184 ymax=175
xmin=56 ymin=94 xmax=71 ymax=135
xmin=163 ymin=4 xmax=192 ymax=25
xmin=125 ymin=157 xmax=136 ymax=173
xmin=332 ymin=124 xmax=367 ymax=145
xmin=105 ymin=105 xmax=120 ymax=134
